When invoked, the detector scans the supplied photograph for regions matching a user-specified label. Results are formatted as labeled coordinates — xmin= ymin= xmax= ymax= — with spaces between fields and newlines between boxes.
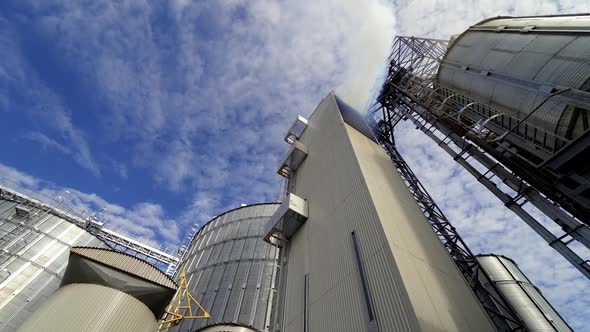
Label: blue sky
xmin=1 ymin=0 xmax=589 ymax=330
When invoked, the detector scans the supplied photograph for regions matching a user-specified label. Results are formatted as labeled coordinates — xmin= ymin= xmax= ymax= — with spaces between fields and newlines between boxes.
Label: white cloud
xmin=394 ymin=109 xmax=589 ymax=331
xmin=22 ymin=131 xmax=108 ymax=178
xmin=24 ymin=131 xmax=71 ymax=155
xmin=110 ymin=160 xmax=128 ymax=179
xmin=0 ymin=162 xmax=181 ymax=248
xmin=0 ymin=164 xmax=40 ymax=189
xmin=0 ymin=24 xmax=101 ymax=177
xmin=393 ymin=0 xmax=589 ymax=39
xmin=20 ymin=0 xmax=395 ymax=196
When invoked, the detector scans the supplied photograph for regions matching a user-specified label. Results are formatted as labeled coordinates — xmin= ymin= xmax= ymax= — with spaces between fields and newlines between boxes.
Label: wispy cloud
xmin=392 ymin=0 xmax=588 ymax=39
xmin=47 ymin=108 xmax=101 ymax=176
xmin=0 ymin=163 xmax=40 ymax=189
xmin=395 ymin=112 xmax=590 ymax=331
xmin=0 ymin=162 xmax=180 ymax=248
xmin=24 ymin=131 xmax=71 ymax=154
xmin=0 ymin=21 xmax=101 ymax=177
xmin=109 ymin=159 xmax=128 ymax=179
xmin=22 ymin=130 xmax=102 ymax=177
xmin=17 ymin=0 xmax=395 ymax=197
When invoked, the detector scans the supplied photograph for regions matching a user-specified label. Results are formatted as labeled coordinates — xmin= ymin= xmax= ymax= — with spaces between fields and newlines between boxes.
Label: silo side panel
xmin=169 ymin=203 xmax=279 ymax=332
xmin=477 ymin=255 xmax=572 ymax=332
xmin=16 ymin=283 xmax=157 ymax=332
xmin=0 ymin=198 xmax=105 ymax=332
xmin=437 ymin=16 xmax=590 ymax=139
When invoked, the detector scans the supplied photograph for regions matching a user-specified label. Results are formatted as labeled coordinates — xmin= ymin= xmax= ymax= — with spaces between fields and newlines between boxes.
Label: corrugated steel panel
xmin=70 ymin=247 xmax=177 ymax=289
xmin=493 ymin=34 xmax=537 ymax=52
xmin=16 ymin=283 xmax=156 ymax=332
xmin=523 ymin=34 xmax=576 ymax=56
xmin=169 ymin=204 xmax=279 ymax=332
xmin=477 ymin=255 xmax=572 ymax=331
xmin=467 ymin=75 xmax=496 ymax=102
xmin=535 ymin=37 xmax=590 ymax=89
xmin=0 ymin=198 xmax=106 ymax=332
xmin=438 ymin=16 xmax=590 ymax=143
xmin=501 ymin=49 xmax=552 ymax=80
xmin=445 ymin=32 xmax=502 ymax=67
xmin=345 ymin=120 xmax=495 ymax=331
xmin=519 ymin=94 xmax=565 ymax=134
xmin=480 ymin=49 xmax=516 ymax=71
xmin=447 ymin=70 xmax=473 ymax=95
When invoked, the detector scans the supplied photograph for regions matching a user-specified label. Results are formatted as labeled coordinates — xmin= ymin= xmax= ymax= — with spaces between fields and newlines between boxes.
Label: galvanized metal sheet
xmin=16 ymin=283 xmax=157 ymax=332
xmin=493 ymin=33 xmax=537 ymax=52
xmin=524 ymin=34 xmax=576 ymax=55
xmin=439 ymin=16 xmax=590 ymax=143
xmin=169 ymin=204 xmax=279 ymax=332
xmin=503 ymin=50 xmax=552 ymax=81
xmin=0 ymin=198 xmax=106 ymax=332
xmin=445 ymin=32 xmax=503 ymax=67
xmin=477 ymin=255 xmax=571 ymax=331
xmin=535 ymin=37 xmax=590 ymax=89
xmin=70 ymin=247 xmax=177 ymax=289
xmin=480 ymin=49 xmax=517 ymax=71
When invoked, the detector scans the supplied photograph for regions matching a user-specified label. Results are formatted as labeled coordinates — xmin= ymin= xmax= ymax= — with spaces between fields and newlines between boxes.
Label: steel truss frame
xmin=374 ymin=36 xmax=590 ymax=280
xmin=0 ymin=185 xmax=180 ymax=275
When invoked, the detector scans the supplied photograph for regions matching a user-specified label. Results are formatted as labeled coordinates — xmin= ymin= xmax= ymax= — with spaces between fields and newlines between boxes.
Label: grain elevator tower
xmin=264 ymin=92 xmax=499 ymax=332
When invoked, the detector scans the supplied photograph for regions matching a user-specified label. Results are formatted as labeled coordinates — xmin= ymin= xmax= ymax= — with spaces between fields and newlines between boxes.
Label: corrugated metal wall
xmin=477 ymin=255 xmax=572 ymax=332
xmin=281 ymin=93 xmax=495 ymax=331
xmin=170 ymin=203 xmax=280 ymax=332
xmin=70 ymin=247 xmax=177 ymax=289
xmin=16 ymin=283 xmax=157 ymax=332
xmin=0 ymin=199 xmax=106 ymax=332
xmin=438 ymin=16 xmax=590 ymax=140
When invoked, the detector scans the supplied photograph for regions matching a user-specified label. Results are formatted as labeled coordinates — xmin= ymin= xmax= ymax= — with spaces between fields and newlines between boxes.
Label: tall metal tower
xmin=265 ymin=93 xmax=528 ymax=332
xmin=370 ymin=15 xmax=590 ymax=279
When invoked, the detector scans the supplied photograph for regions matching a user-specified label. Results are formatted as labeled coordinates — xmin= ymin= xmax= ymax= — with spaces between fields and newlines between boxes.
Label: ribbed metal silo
xmin=434 ymin=15 xmax=590 ymax=222
xmin=0 ymin=190 xmax=106 ymax=332
xmin=170 ymin=203 xmax=280 ymax=332
xmin=17 ymin=247 xmax=177 ymax=332
xmin=476 ymin=254 xmax=572 ymax=331
xmin=18 ymin=283 xmax=158 ymax=332
xmin=373 ymin=15 xmax=590 ymax=280
xmin=438 ymin=15 xmax=590 ymax=146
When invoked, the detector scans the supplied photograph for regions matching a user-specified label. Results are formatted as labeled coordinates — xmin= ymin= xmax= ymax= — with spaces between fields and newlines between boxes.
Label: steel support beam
xmin=380 ymin=88 xmax=590 ymax=280
xmin=375 ymin=35 xmax=590 ymax=281
xmin=367 ymin=116 xmax=525 ymax=331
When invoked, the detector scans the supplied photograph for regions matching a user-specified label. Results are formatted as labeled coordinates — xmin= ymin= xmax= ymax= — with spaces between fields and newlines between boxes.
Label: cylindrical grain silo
xmin=17 ymin=247 xmax=178 ymax=332
xmin=433 ymin=14 xmax=590 ymax=223
xmin=476 ymin=254 xmax=572 ymax=331
xmin=437 ymin=15 xmax=590 ymax=146
xmin=0 ymin=188 xmax=106 ymax=332
xmin=169 ymin=203 xmax=280 ymax=332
